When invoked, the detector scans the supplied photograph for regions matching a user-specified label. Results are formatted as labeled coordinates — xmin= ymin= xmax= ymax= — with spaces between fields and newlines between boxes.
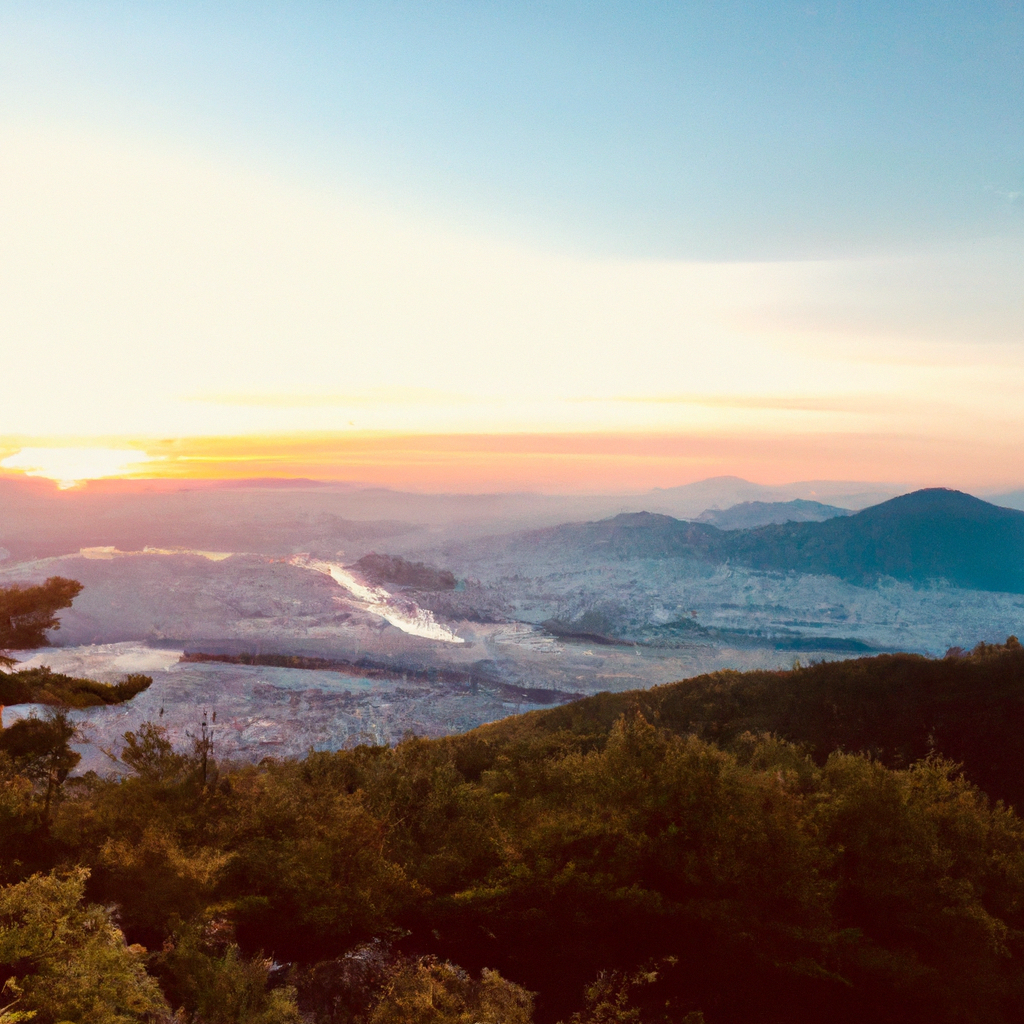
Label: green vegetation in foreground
xmin=5 ymin=643 xmax=1024 ymax=1022
xmin=475 ymin=635 xmax=1024 ymax=808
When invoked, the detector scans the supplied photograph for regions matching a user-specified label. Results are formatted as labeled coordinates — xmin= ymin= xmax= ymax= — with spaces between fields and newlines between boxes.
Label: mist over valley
xmin=4 ymin=477 xmax=1023 ymax=770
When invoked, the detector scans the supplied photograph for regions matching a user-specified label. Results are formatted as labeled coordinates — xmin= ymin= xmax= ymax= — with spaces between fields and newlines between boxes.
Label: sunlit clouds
xmin=0 ymin=120 xmax=1022 ymax=490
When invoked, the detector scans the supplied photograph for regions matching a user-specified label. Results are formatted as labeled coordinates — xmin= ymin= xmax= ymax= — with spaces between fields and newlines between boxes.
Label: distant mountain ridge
xmin=533 ymin=511 xmax=721 ymax=561
xmin=695 ymin=498 xmax=851 ymax=530
xmin=646 ymin=475 xmax=896 ymax=516
xmin=528 ymin=488 xmax=1024 ymax=594
xmin=0 ymin=473 xmax=895 ymax=561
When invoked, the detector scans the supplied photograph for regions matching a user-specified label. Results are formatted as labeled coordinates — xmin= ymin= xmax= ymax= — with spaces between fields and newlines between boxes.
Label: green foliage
xmin=155 ymin=920 xmax=300 ymax=1024
xmin=0 ymin=578 xmax=82 ymax=666
xmin=475 ymin=638 xmax=1024 ymax=809
xmin=0 ymin=753 xmax=40 ymax=885
xmin=567 ymin=960 xmax=704 ymax=1024
xmin=0 ymin=996 xmax=36 ymax=1024
xmin=816 ymin=752 xmax=1024 ymax=1008
xmin=0 ymin=868 xmax=170 ymax=1023
xmin=116 ymin=722 xmax=190 ymax=783
xmin=0 ymin=710 xmax=78 ymax=782
xmin=0 ymin=753 xmax=33 ymax=834
xmin=219 ymin=755 xmax=426 ymax=959
xmin=0 ymin=709 xmax=80 ymax=825
xmin=0 ymin=667 xmax=152 ymax=709
xmin=366 ymin=957 xmax=533 ymax=1024
xmin=10 ymin=646 xmax=1024 ymax=1021
xmin=56 ymin=724 xmax=232 ymax=940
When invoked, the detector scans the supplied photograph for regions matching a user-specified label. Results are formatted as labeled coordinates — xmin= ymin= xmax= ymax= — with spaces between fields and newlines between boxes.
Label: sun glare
xmin=0 ymin=447 xmax=159 ymax=489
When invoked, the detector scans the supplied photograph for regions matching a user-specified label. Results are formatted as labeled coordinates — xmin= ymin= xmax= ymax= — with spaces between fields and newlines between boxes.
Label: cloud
xmin=0 ymin=120 xmax=1021 ymax=485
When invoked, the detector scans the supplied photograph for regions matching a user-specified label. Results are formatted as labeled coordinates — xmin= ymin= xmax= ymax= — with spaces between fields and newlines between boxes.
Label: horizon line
xmin=1 ymin=430 xmax=1022 ymax=495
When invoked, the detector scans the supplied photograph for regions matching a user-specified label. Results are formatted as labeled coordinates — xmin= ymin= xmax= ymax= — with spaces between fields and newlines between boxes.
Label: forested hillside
xmin=478 ymin=636 xmax=1024 ymax=808
xmin=5 ymin=641 xmax=1024 ymax=1023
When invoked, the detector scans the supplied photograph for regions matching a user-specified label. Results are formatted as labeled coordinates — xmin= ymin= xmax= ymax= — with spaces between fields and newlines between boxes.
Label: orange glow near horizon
xmin=2 ymin=431 xmax=1022 ymax=495
xmin=3 ymin=125 xmax=1022 ymax=491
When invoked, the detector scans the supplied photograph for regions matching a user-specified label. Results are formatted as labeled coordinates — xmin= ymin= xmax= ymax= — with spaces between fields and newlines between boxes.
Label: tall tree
xmin=0 ymin=868 xmax=171 ymax=1022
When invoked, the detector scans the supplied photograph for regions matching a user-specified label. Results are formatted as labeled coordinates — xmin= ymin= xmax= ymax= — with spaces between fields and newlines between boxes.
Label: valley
xmin=3 ymin=483 xmax=1024 ymax=769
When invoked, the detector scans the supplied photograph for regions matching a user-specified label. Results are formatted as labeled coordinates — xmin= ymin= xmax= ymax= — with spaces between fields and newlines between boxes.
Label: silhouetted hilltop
xmin=354 ymin=552 xmax=457 ymax=590
xmin=530 ymin=510 xmax=721 ymax=559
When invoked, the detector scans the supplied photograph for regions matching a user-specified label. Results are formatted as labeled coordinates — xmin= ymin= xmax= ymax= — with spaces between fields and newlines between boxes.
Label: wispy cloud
xmin=1 ymin=123 xmax=1022 ymax=486
xmin=574 ymin=394 xmax=899 ymax=414
xmin=187 ymin=388 xmax=471 ymax=408
xmin=985 ymin=184 xmax=1023 ymax=203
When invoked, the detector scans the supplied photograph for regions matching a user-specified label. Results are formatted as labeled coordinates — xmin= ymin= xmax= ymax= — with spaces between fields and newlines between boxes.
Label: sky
xmin=0 ymin=1 xmax=1021 ymax=491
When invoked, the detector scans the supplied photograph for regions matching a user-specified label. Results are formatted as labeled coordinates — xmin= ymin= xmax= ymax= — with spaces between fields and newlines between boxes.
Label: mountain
xmin=643 ymin=475 xmax=895 ymax=518
xmin=728 ymin=488 xmax=1024 ymax=592
xmin=523 ymin=489 xmax=1024 ymax=594
xmin=0 ymin=477 xmax=420 ymax=561
xmin=694 ymin=498 xmax=851 ymax=529
xmin=0 ymin=474 xmax=900 ymax=562
xmin=528 ymin=510 xmax=722 ymax=560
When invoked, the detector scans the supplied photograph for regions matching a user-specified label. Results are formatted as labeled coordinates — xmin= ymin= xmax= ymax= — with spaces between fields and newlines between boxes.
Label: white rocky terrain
xmin=5 ymin=642 xmax=561 ymax=773
xmin=427 ymin=534 xmax=1024 ymax=655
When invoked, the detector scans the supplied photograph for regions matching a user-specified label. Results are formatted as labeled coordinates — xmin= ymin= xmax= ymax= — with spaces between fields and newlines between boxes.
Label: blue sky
xmin=2 ymin=0 xmax=1021 ymax=259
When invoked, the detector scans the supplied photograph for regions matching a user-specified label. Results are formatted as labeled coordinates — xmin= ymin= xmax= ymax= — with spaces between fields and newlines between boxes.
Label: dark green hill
xmin=9 ymin=641 xmax=1024 ymax=1023
xmin=466 ymin=637 xmax=1024 ymax=809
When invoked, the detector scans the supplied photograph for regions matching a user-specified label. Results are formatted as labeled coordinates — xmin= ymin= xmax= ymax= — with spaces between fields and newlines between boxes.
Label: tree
xmin=367 ymin=957 xmax=533 ymax=1024
xmin=155 ymin=919 xmax=302 ymax=1024
xmin=0 ymin=578 xmax=148 ymax=728
xmin=115 ymin=721 xmax=189 ymax=783
xmin=0 ymin=578 xmax=82 ymax=670
xmin=0 ymin=868 xmax=171 ymax=1023
xmin=0 ymin=709 xmax=80 ymax=819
